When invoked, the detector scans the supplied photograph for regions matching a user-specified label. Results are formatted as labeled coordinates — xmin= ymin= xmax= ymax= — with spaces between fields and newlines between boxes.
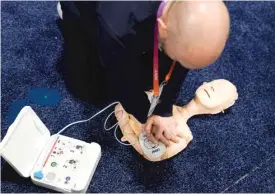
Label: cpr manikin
xmin=114 ymin=79 xmax=238 ymax=162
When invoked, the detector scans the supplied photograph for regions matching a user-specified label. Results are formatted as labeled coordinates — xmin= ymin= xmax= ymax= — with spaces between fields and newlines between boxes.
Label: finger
xmin=144 ymin=117 xmax=153 ymax=135
xmin=141 ymin=124 xmax=146 ymax=132
xmin=149 ymin=126 xmax=159 ymax=143
xmin=163 ymin=130 xmax=178 ymax=143
xmin=148 ymin=132 xmax=158 ymax=144
xmin=153 ymin=125 xmax=164 ymax=142
xmin=149 ymin=125 xmax=158 ymax=143
xmin=170 ymin=135 xmax=179 ymax=143
xmin=159 ymin=135 xmax=170 ymax=146
xmin=163 ymin=130 xmax=172 ymax=140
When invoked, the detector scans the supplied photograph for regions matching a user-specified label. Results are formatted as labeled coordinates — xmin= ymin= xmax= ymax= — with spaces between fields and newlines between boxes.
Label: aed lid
xmin=0 ymin=106 xmax=50 ymax=177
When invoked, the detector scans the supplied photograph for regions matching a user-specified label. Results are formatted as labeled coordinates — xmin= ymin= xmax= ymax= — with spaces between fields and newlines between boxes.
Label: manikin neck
xmin=179 ymin=98 xmax=220 ymax=121
xmin=179 ymin=99 xmax=201 ymax=121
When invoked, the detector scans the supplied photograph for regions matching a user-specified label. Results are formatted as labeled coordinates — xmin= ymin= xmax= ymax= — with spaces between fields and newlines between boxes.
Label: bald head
xmin=159 ymin=0 xmax=230 ymax=69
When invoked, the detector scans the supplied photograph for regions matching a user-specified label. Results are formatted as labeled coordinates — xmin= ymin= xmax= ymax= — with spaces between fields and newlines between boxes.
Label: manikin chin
xmin=114 ymin=79 xmax=238 ymax=162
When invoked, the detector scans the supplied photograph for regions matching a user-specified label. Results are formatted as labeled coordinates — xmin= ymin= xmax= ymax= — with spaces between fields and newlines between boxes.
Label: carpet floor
xmin=1 ymin=1 xmax=275 ymax=193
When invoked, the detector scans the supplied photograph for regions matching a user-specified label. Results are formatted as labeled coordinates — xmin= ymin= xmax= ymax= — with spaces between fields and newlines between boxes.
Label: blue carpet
xmin=1 ymin=1 xmax=275 ymax=193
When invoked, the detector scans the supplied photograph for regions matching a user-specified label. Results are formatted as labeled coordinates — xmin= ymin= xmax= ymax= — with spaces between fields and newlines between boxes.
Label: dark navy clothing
xmin=60 ymin=1 xmax=189 ymax=123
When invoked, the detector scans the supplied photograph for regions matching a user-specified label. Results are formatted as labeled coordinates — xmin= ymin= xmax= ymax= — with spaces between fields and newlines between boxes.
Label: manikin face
xmin=195 ymin=79 xmax=238 ymax=110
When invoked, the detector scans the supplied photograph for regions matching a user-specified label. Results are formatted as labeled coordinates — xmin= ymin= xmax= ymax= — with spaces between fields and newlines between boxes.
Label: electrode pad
xmin=138 ymin=131 xmax=166 ymax=160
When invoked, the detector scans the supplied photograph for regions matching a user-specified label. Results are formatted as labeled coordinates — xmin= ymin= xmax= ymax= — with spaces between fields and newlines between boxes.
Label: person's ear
xmin=157 ymin=18 xmax=168 ymax=40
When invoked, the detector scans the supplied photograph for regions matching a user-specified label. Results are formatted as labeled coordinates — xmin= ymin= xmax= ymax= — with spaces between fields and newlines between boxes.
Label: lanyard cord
xmin=153 ymin=23 xmax=160 ymax=96
xmin=153 ymin=23 xmax=176 ymax=97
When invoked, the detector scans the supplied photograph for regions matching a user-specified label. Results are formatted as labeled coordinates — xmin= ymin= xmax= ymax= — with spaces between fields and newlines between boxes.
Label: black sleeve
xmin=97 ymin=15 xmax=151 ymax=123
xmin=153 ymin=54 xmax=189 ymax=117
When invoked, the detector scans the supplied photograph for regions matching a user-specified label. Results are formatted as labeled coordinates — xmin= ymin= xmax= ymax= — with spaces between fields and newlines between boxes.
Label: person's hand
xmin=144 ymin=115 xmax=179 ymax=146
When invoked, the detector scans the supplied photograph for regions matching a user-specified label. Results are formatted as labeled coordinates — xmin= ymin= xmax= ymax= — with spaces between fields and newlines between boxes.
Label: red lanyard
xmin=153 ymin=23 xmax=176 ymax=97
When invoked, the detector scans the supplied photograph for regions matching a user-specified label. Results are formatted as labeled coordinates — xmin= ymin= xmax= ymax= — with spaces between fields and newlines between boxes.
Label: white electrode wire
xmin=56 ymin=101 xmax=136 ymax=146
xmin=104 ymin=110 xmax=120 ymax=131
xmin=57 ymin=102 xmax=120 ymax=134
xmin=104 ymin=110 xmax=137 ymax=146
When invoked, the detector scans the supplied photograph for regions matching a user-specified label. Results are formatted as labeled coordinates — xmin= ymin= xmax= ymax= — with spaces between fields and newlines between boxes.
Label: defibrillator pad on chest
xmin=138 ymin=131 xmax=166 ymax=160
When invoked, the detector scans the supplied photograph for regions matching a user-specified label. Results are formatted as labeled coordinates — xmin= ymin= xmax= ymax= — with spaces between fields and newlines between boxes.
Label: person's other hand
xmin=144 ymin=115 xmax=179 ymax=146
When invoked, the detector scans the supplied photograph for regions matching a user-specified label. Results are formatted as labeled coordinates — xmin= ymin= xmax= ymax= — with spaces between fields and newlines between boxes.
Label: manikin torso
xmin=114 ymin=79 xmax=238 ymax=162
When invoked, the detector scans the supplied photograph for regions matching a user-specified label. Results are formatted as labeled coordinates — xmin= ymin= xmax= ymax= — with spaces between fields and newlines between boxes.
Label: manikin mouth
xmin=204 ymin=89 xmax=211 ymax=98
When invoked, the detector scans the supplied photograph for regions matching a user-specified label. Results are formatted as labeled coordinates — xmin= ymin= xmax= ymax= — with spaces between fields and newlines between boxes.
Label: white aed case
xmin=0 ymin=106 xmax=101 ymax=193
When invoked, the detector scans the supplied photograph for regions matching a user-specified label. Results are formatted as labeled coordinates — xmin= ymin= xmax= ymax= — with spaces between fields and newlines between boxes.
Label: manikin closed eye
xmin=204 ymin=89 xmax=211 ymax=98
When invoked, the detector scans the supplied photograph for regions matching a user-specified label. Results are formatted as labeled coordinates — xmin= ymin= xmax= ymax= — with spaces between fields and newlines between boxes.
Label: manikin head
xmin=158 ymin=0 xmax=230 ymax=69
xmin=194 ymin=79 xmax=238 ymax=113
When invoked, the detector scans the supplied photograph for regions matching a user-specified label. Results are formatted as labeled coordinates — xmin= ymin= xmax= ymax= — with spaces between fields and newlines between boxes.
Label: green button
xmin=51 ymin=162 xmax=57 ymax=167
